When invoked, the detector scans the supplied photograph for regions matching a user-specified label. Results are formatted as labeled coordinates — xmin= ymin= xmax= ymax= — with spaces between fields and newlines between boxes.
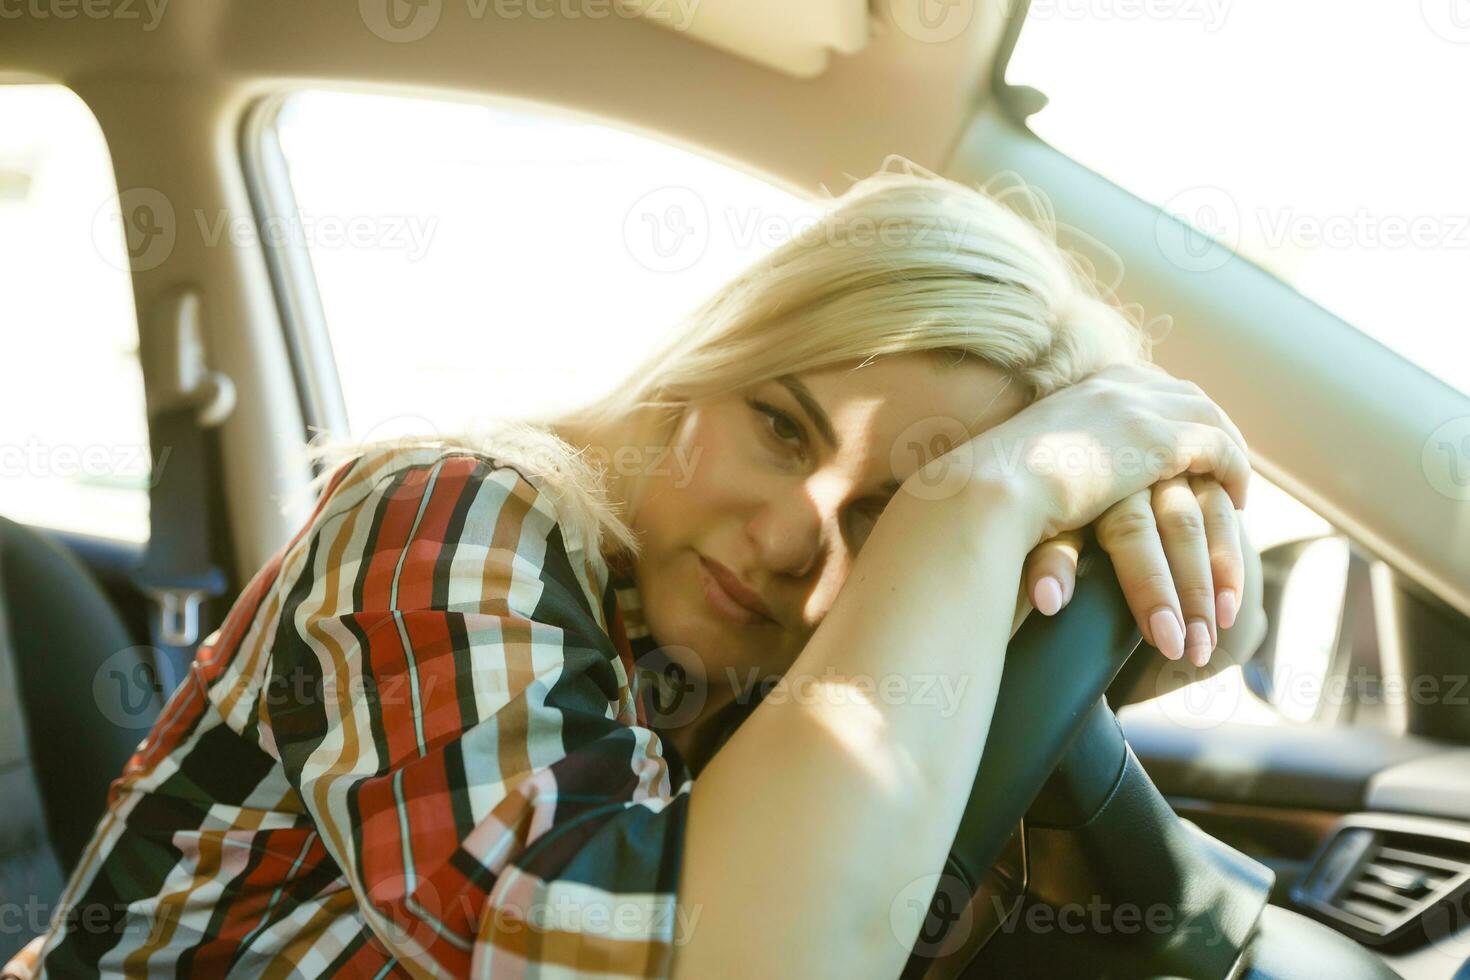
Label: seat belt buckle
xmin=142 ymin=585 xmax=211 ymax=648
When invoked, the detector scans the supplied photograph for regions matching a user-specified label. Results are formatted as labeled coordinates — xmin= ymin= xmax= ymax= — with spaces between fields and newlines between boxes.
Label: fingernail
xmin=1186 ymin=619 xmax=1212 ymax=667
xmin=1217 ymin=589 xmax=1237 ymax=630
xmin=1034 ymin=576 xmax=1063 ymax=616
xmin=1150 ymin=609 xmax=1184 ymax=660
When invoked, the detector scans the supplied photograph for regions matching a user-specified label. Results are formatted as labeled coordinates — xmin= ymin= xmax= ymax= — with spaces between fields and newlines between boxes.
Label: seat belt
xmin=132 ymin=290 xmax=236 ymax=692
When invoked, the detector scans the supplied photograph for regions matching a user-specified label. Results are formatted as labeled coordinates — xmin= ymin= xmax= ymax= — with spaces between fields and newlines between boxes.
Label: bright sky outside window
xmin=1007 ymin=0 xmax=1470 ymax=397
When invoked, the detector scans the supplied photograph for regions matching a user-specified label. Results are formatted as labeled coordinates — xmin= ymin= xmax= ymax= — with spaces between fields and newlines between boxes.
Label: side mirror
xmin=1243 ymin=534 xmax=1353 ymax=722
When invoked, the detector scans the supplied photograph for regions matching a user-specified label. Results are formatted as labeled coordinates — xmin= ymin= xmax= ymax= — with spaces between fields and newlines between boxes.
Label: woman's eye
xmin=748 ymin=399 xmax=806 ymax=454
xmin=846 ymin=501 xmax=886 ymax=549
xmin=852 ymin=502 xmax=882 ymax=531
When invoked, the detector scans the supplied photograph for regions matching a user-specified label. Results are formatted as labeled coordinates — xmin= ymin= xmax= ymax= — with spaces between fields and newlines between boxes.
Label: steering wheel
xmin=901 ymin=546 xmax=1403 ymax=979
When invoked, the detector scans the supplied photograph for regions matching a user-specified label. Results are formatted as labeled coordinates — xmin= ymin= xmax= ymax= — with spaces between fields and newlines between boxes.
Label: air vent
xmin=1292 ymin=815 xmax=1470 ymax=948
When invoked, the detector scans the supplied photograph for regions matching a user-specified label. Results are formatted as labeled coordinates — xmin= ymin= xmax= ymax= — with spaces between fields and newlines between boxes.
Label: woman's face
xmin=628 ymin=354 xmax=1027 ymax=695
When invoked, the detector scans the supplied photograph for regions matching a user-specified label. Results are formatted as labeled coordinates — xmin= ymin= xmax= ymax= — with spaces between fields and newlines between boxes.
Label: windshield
xmin=1006 ymin=0 xmax=1470 ymax=396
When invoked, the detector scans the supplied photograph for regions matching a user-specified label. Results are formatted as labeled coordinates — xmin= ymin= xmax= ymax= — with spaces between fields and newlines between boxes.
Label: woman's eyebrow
xmin=773 ymin=376 xmax=905 ymax=500
xmin=775 ymin=375 xmax=840 ymax=450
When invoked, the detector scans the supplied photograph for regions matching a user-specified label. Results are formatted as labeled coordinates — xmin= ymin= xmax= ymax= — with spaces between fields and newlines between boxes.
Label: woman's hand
xmin=1021 ymin=475 xmax=1244 ymax=667
xmin=962 ymin=360 xmax=1251 ymax=541
xmin=935 ymin=360 xmax=1251 ymax=666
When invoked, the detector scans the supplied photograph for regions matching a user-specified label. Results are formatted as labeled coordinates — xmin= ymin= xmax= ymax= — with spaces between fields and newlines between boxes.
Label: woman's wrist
xmin=951 ymin=454 xmax=1050 ymax=551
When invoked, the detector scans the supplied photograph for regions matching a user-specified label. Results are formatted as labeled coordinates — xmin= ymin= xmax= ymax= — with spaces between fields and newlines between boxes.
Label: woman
xmin=18 ymin=169 xmax=1255 ymax=978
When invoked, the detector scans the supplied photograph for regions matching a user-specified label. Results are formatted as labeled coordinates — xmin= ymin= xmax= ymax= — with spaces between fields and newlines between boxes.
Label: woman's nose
xmin=746 ymin=489 xmax=827 ymax=580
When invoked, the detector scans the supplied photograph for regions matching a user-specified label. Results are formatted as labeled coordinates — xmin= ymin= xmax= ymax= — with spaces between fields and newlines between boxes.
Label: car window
xmin=1006 ymin=2 xmax=1470 ymax=397
xmin=0 ymin=84 xmax=151 ymax=542
xmin=267 ymin=90 xmax=821 ymax=440
xmin=263 ymin=89 xmax=1368 ymax=730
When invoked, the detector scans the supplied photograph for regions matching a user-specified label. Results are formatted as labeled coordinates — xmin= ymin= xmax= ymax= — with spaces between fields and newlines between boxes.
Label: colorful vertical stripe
xmin=31 ymin=445 xmax=692 ymax=978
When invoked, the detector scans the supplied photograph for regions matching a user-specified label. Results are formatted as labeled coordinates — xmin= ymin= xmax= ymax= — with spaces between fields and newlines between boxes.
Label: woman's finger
xmin=1190 ymin=475 xmax=1245 ymax=630
xmin=1093 ymin=489 xmax=1185 ymax=661
xmin=1148 ymin=391 xmax=1250 ymax=463
xmin=1151 ymin=476 xmax=1216 ymax=666
xmin=1099 ymin=368 xmax=1253 ymax=505
xmin=1022 ymin=530 xmax=1084 ymax=615
xmin=1166 ymin=421 xmax=1252 ymax=511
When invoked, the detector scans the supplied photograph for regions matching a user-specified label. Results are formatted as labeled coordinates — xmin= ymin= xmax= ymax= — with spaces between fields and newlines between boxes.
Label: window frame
xmin=240 ymin=93 xmax=350 ymax=452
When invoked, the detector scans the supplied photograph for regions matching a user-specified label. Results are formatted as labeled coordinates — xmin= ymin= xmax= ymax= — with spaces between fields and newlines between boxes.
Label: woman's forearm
xmin=672 ymin=474 xmax=1043 ymax=979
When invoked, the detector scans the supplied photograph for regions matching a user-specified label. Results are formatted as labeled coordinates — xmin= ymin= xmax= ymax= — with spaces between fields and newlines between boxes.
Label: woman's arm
xmin=674 ymin=474 xmax=1041 ymax=978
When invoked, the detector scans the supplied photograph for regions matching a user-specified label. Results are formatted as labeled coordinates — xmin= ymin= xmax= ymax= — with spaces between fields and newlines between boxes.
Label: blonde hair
xmin=312 ymin=163 xmax=1151 ymax=561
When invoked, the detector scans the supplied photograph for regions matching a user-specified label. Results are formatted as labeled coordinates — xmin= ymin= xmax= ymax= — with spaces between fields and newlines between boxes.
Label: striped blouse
xmin=31 ymin=444 xmax=696 ymax=978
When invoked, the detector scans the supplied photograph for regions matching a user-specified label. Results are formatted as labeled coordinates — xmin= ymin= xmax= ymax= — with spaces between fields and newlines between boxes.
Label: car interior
xmin=3 ymin=0 xmax=1470 ymax=976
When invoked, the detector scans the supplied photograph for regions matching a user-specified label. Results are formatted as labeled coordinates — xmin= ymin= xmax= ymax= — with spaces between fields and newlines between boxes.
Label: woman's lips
xmin=696 ymin=556 xmax=774 ymax=627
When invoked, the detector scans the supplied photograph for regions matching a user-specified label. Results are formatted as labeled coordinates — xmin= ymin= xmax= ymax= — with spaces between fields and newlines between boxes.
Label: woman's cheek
xmin=674 ymin=407 xmax=753 ymax=501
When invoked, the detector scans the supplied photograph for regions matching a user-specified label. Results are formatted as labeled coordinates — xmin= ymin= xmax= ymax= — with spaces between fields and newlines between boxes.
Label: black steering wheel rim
xmin=903 ymin=545 xmax=1401 ymax=980
xmin=949 ymin=544 xmax=1143 ymax=887
xmin=901 ymin=544 xmax=1143 ymax=974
